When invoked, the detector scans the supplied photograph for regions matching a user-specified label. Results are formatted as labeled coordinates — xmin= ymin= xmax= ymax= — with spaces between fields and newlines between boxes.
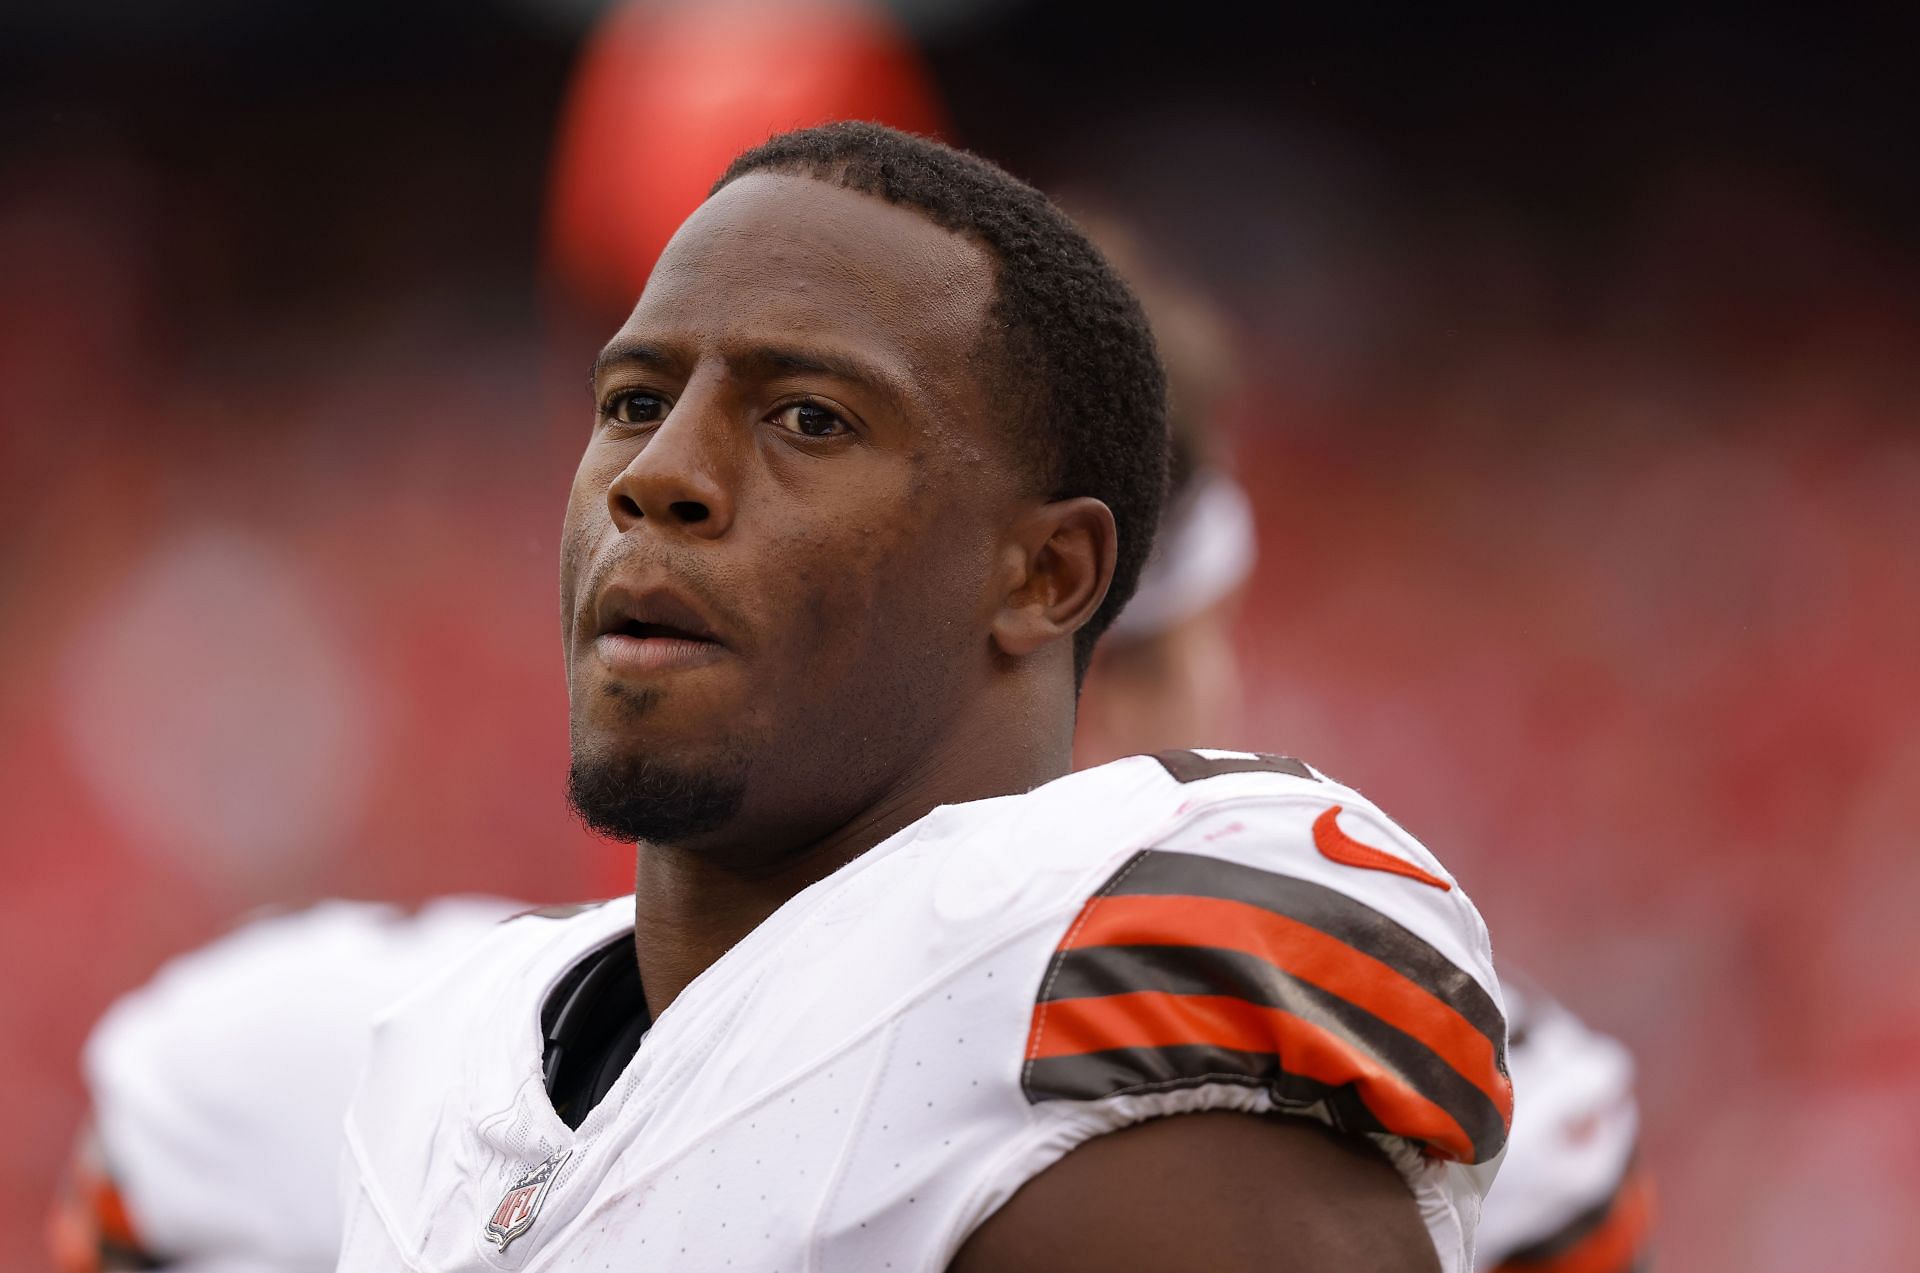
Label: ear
xmin=990 ymin=496 xmax=1118 ymax=660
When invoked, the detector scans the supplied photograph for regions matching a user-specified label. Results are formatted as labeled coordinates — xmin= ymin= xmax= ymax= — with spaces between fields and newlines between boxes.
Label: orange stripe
xmin=1494 ymin=1166 xmax=1655 ymax=1273
xmin=1063 ymin=892 xmax=1511 ymax=1121
xmin=1031 ymin=989 xmax=1476 ymax=1160
xmin=90 ymin=1180 xmax=140 ymax=1249
xmin=45 ymin=1131 xmax=143 ymax=1273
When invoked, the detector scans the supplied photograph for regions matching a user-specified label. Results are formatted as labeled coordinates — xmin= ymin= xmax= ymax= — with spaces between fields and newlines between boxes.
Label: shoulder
xmin=80 ymin=895 xmax=523 ymax=1265
xmin=88 ymin=895 xmax=525 ymax=1094
xmin=351 ymin=896 xmax=630 ymax=1099
xmin=1022 ymin=749 xmax=1480 ymax=940
xmin=364 ymin=894 xmax=630 ymax=1027
xmin=952 ymin=751 xmax=1510 ymax=1273
xmin=1477 ymin=978 xmax=1649 ymax=1272
xmin=1023 ymin=749 xmax=1509 ymax=1165
xmin=85 ymin=895 xmax=527 ymax=1135
xmin=344 ymin=897 xmax=631 ymax=1193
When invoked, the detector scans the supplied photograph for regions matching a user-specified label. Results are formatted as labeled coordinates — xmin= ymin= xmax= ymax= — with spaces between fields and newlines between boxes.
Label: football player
xmin=56 ymin=124 xmax=1514 ymax=1273
xmin=328 ymin=122 xmax=1508 ymax=1272
xmin=56 ymin=129 xmax=1649 ymax=1272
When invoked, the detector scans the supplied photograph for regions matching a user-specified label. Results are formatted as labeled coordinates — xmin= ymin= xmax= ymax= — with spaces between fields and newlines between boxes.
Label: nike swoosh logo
xmin=1313 ymin=805 xmax=1452 ymax=891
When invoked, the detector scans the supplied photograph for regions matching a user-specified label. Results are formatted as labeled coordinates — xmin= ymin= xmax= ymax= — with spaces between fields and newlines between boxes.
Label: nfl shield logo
xmin=483 ymin=1147 xmax=572 ymax=1252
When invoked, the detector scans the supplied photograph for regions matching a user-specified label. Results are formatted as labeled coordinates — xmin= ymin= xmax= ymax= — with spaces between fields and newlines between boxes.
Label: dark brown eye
xmin=770 ymin=402 xmax=849 ymax=438
xmin=609 ymin=392 xmax=667 ymax=425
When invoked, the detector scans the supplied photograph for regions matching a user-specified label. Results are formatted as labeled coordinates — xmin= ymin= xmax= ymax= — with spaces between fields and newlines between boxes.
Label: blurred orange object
xmin=544 ymin=0 xmax=946 ymax=318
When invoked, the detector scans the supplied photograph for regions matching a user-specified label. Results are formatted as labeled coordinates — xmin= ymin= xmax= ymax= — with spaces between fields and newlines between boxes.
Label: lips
xmin=587 ymin=581 xmax=732 ymax=678
xmin=592 ymin=584 xmax=725 ymax=647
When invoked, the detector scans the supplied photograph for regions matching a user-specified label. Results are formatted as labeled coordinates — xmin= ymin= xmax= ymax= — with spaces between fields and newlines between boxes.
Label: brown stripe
xmin=1151 ymin=750 xmax=1318 ymax=784
xmin=96 ymin=1239 xmax=167 ymax=1271
xmin=1037 ymin=942 xmax=1509 ymax=1161
xmin=1103 ymin=849 xmax=1504 ymax=1052
xmin=1057 ymin=894 xmax=1509 ymax=1117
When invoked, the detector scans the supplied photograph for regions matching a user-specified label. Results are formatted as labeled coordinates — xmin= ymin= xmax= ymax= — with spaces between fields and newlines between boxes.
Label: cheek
xmin=781 ymin=496 xmax=990 ymax=672
xmin=789 ymin=524 xmax=897 ymax=642
xmin=558 ymin=465 xmax=614 ymax=640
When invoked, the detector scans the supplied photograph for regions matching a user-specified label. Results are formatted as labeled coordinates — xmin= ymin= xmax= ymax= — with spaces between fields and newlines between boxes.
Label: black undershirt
xmin=540 ymin=938 xmax=650 ymax=1129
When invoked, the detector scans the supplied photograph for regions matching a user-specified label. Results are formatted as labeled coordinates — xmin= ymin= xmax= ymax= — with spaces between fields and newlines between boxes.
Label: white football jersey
xmin=74 ymin=896 xmax=521 ymax=1272
xmin=338 ymin=751 xmax=1512 ymax=1273
xmin=62 ymin=942 xmax=1651 ymax=1273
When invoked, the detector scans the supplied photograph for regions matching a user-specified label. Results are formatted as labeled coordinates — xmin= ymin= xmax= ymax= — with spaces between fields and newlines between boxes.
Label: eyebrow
xmin=589 ymin=340 xmax=913 ymax=414
xmin=736 ymin=347 xmax=910 ymax=410
xmin=589 ymin=340 xmax=676 ymax=389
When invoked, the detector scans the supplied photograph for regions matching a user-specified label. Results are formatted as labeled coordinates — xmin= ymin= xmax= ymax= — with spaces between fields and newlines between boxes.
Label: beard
xmin=566 ymin=727 xmax=749 ymax=847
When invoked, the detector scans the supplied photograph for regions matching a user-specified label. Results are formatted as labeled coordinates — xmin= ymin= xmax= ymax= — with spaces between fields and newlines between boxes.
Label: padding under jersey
xmin=1476 ymin=980 xmax=1651 ymax=1273
xmin=71 ymin=896 xmax=522 ymax=1271
xmin=338 ymin=751 xmax=1512 ymax=1272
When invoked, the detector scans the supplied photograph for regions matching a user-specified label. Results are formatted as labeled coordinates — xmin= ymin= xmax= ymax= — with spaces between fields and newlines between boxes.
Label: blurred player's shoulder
xmin=1477 ymin=978 xmax=1652 ymax=1272
xmin=70 ymin=896 xmax=523 ymax=1271
xmin=341 ymin=752 xmax=1509 ymax=1273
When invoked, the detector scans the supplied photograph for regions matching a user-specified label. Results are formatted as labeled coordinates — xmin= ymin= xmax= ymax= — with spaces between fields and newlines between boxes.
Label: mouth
xmin=608 ymin=617 xmax=717 ymax=643
xmin=589 ymin=585 xmax=730 ymax=676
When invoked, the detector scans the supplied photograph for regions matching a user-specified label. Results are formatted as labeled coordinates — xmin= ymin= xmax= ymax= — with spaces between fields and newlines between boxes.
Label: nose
xmin=605 ymin=386 xmax=737 ymax=539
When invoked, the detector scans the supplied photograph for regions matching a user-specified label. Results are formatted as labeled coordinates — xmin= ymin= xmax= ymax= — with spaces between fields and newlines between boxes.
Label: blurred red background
xmin=3 ymin=3 xmax=1916 ymax=1269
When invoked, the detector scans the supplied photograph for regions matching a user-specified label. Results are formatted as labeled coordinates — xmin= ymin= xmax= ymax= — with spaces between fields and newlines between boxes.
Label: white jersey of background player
xmin=54 ymin=897 xmax=520 ymax=1273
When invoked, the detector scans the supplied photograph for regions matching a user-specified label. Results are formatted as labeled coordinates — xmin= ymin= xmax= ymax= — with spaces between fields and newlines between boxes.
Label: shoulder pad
xmin=1023 ymin=754 xmax=1511 ymax=1165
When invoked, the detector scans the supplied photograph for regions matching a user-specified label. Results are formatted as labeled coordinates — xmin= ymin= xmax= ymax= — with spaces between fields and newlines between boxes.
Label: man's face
xmin=561 ymin=172 xmax=1015 ymax=858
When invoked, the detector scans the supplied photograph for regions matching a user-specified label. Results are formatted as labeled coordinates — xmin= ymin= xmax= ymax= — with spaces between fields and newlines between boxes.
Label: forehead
xmin=615 ymin=173 xmax=997 ymax=395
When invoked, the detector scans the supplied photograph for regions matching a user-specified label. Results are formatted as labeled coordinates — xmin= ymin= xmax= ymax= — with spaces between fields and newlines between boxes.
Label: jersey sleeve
xmin=1021 ymin=763 xmax=1512 ymax=1168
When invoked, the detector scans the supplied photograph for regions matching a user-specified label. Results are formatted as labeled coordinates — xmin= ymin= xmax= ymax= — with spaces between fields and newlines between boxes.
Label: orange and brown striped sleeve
xmin=1022 ymin=848 xmax=1512 ymax=1164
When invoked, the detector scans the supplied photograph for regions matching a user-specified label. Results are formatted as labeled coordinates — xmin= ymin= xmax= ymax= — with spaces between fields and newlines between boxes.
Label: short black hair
xmin=712 ymin=122 xmax=1169 ymax=682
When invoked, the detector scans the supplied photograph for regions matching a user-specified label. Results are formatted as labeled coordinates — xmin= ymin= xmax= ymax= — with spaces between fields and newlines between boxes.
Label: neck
xmin=630 ymin=689 xmax=1074 ymax=1015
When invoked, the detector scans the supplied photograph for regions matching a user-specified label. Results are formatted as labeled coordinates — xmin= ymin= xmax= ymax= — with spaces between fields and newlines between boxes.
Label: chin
xmin=565 ymin=726 xmax=750 ymax=847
